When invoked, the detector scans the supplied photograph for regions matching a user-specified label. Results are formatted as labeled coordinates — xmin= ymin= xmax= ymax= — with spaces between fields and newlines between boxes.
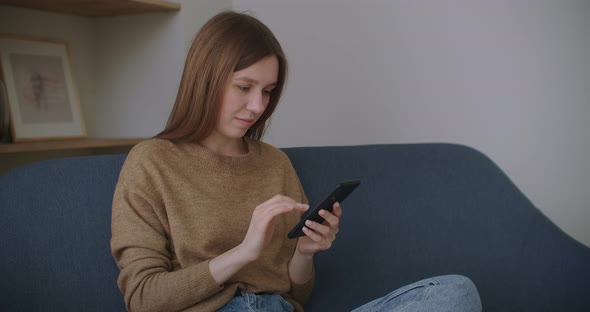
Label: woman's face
xmin=215 ymin=55 xmax=279 ymax=142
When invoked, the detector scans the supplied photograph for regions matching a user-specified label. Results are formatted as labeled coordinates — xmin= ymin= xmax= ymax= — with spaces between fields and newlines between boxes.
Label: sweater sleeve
xmin=110 ymin=151 xmax=223 ymax=312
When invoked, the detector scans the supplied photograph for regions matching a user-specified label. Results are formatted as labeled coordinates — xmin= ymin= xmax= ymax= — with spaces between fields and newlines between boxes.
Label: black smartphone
xmin=287 ymin=180 xmax=361 ymax=239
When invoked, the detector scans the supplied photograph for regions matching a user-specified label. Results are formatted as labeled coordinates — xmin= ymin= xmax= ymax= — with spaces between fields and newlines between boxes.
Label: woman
xmin=111 ymin=11 xmax=481 ymax=312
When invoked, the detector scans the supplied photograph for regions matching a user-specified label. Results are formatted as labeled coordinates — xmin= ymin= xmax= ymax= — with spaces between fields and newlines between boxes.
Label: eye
xmin=236 ymin=85 xmax=250 ymax=92
xmin=262 ymin=88 xmax=274 ymax=96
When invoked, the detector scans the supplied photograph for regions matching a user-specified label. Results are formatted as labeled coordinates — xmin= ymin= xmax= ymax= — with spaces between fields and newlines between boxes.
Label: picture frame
xmin=0 ymin=35 xmax=86 ymax=142
xmin=0 ymin=79 xmax=11 ymax=142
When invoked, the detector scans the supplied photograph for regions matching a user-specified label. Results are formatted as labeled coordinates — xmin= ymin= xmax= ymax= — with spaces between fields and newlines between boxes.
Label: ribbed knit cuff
xmin=184 ymin=260 xmax=225 ymax=302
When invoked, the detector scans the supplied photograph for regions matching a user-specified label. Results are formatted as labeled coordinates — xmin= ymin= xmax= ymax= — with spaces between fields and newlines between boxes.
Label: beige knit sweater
xmin=111 ymin=137 xmax=314 ymax=312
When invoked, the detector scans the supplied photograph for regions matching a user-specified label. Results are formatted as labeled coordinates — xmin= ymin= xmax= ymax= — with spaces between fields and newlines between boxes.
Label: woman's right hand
xmin=240 ymin=195 xmax=309 ymax=261
xmin=209 ymin=195 xmax=308 ymax=285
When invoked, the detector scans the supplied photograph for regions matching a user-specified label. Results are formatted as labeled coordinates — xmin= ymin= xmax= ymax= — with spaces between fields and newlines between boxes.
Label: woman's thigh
xmin=351 ymin=274 xmax=482 ymax=312
xmin=217 ymin=291 xmax=294 ymax=312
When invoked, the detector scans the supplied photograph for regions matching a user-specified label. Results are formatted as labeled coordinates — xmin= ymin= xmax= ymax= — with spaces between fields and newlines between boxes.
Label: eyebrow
xmin=234 ymin=77 xmax=277 ymax=87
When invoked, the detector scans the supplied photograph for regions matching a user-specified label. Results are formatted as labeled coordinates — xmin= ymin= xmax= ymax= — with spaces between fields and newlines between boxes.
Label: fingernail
xmin=305 ymin=220 xmax=312 ymax=226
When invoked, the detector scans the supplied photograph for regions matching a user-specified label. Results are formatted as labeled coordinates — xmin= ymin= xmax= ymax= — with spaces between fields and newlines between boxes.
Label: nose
xmin=246 ymin=92 xmax=266 ymax=114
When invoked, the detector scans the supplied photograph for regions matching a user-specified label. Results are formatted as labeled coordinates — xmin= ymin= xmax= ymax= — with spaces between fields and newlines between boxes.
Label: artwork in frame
xmin=0 ymin=35 xmax=86 ymax=142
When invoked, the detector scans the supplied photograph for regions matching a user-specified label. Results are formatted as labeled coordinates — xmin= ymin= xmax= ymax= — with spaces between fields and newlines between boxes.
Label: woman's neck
xmin=199 ymin=134 xmax=249 ymax=157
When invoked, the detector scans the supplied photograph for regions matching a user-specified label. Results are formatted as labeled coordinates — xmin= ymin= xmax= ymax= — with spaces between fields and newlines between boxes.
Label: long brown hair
xmin=155 ymin=11 xmax=288 ymax=143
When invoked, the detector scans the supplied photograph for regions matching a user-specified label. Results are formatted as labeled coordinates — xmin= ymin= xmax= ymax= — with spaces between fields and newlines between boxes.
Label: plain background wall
xmin=92 ymin=0 xmax=231 ymax=138
xmin=1 ymin=0 xmax=588 ymax=247
xmin=233 ymin=0 xmax=590 ymax=247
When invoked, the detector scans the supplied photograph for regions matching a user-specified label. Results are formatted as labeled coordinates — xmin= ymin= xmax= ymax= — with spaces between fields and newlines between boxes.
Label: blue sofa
xmin=1 ymin=143 xmax=589 ymax=311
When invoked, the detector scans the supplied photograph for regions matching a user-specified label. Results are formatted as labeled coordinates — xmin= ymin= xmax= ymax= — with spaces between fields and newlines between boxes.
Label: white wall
xmin=91 ymin=0 xmax=232 ymax=138
xmin=92 ymin=12 xmax=184 ymax=138
xmin=233 ymin=0 xmax=590 ymax=247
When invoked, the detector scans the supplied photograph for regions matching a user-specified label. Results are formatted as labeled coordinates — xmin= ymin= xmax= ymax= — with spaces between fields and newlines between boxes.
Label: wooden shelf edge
xmin=0 ymin=0 xmax=181 ymax=17
xmin=130 ymin=0 xmax=181 ymax=11
xmin=0 ymin=138 xmax=145 ymax=153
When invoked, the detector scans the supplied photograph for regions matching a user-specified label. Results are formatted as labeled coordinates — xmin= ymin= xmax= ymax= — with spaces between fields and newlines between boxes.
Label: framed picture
xmin=0 ymin=35 xmax=86 ymax=142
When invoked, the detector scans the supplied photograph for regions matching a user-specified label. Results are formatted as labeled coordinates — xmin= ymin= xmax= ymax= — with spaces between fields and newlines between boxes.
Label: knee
xmin=441 ymin=274 xmax=477 ymax=290
xmin=432 ymin=275 xmax=482 ymax=311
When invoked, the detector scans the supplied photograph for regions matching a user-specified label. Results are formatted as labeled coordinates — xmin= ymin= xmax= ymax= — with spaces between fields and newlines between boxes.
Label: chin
xmin=224 ymin=129 xmax=248 ymax=140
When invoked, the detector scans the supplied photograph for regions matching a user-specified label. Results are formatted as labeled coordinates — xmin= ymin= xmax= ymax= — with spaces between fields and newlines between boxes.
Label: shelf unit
xmin=0 ymin=138 xmax=144 ymax=154
xmin=0 ymin=0 xmax=179 ymax=174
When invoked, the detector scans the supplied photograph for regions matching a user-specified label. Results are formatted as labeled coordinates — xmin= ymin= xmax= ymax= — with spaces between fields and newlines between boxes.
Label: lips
xmin=235 ymin=117 xmax=255 ymax=127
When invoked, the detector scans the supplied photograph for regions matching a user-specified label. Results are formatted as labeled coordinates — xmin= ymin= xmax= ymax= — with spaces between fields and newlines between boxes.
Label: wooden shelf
xmin=0 ymin=138 xmax=144 ymax=154
xmin=0 ymin=0 xmax=181 ymax=17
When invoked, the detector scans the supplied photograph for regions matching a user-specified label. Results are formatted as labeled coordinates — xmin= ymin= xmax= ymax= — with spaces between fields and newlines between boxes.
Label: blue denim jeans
xmin=218 ymin=290 xmax=295 ymax=312
xmin=218 ymin=275 xmax=481 ymax=312
xmin=351 ymin=275 xmax=481 ymax=312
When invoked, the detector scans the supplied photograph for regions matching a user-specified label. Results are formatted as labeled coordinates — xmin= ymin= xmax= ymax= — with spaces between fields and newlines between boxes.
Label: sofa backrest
xmin=0 ymin=154 xmax=127 ymax=311
xmin=1 ymin=143 xmax=589 ymax=312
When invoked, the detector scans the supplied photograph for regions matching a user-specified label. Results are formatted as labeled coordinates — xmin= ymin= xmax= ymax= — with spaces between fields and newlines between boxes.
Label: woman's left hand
xmin=296 ymin=201 xmax=342 ymax=255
